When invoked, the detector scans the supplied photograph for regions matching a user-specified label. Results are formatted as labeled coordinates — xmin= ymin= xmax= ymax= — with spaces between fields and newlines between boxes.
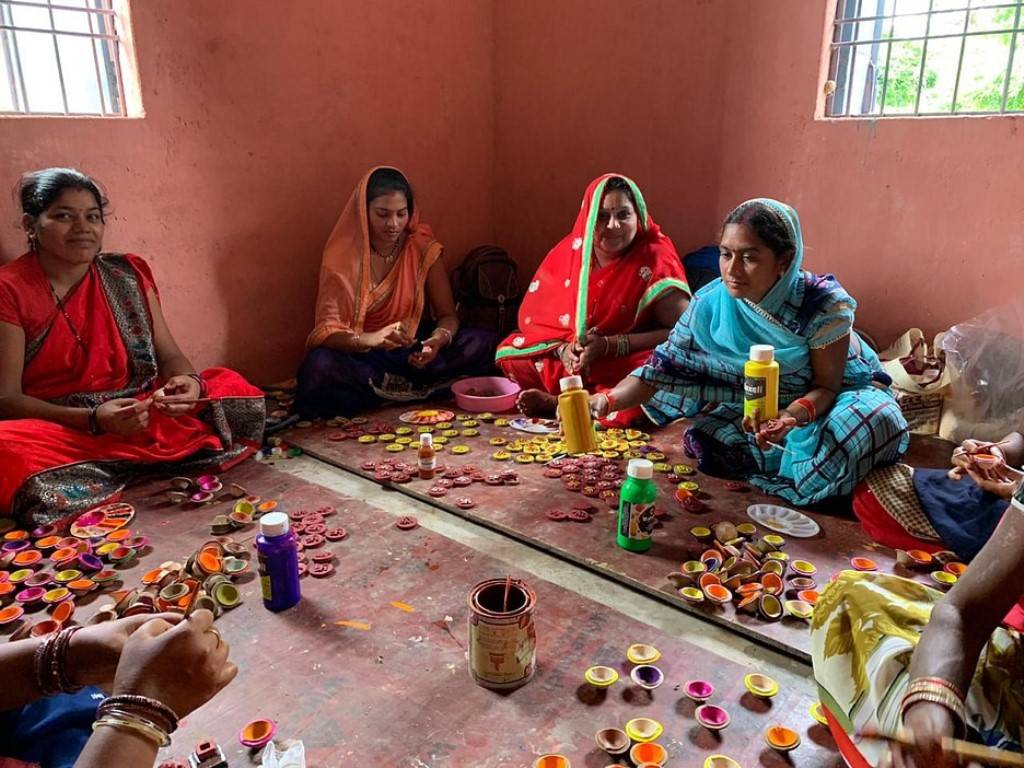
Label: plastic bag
xmin=260 ymin=740 xmax=306 ymax=768
xmin=939 ymin=298 xmax=1024 ymax=443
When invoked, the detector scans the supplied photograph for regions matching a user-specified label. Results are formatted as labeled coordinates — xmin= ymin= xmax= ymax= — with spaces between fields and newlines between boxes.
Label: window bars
xmin=826 ymin=0 xmax=1024 ymax=117
xmin=1 ymin=0 xmax=126 ymax=116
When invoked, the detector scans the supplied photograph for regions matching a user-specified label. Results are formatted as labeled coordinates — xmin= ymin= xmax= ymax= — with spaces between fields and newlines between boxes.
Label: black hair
xmin=365 ymin=168 xmax=414 ymax=217
xmin=722 ymin=200 xmax=795 ymax=259
xmin=602 ymin=176 xmax=639 ymax=214
xmin=19 ymin=167 xmax=107 ymax=220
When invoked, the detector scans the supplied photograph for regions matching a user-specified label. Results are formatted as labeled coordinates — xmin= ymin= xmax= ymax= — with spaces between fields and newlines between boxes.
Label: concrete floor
xmin=276 ymin=455 xmax=815 ymax=688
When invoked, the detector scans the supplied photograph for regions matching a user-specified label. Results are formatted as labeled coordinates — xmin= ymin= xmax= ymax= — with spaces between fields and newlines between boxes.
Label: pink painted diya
xmin=685 ymin=679 xmax=714 ymax=702
xmin=696 ymin=704 xmax=731 ymax=731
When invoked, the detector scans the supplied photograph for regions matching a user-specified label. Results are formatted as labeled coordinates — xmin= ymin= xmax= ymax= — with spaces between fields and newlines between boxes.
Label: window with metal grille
xmin=1 ymin=0 xmax=138 ymax=117
xmin=825 ymin=0 xmax=1024 ymax=117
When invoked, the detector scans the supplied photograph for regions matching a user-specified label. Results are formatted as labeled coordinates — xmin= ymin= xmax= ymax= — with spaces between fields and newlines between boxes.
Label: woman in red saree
xmin=496 ymin=174 xmax=690 ymax=425
xmin=0 ymin=168 xmax=265 ymax=524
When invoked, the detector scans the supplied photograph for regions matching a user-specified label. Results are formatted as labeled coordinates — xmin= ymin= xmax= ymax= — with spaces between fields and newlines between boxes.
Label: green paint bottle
xmin=617 ymin=458 xmax=657 ymax=552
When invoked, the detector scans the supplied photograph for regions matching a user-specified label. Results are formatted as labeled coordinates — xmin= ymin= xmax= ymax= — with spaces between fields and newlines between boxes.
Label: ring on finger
xmin=206 ymin=627 xmax=222 ymax=645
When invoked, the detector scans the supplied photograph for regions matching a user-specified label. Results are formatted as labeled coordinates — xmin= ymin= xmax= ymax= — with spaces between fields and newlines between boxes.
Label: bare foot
xmin=517 ymin=388 xmax=558 ymax=417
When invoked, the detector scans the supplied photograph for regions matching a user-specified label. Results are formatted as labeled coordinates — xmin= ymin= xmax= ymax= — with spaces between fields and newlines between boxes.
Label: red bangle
xmin=795 ymin=397 xmax=817 ymax=423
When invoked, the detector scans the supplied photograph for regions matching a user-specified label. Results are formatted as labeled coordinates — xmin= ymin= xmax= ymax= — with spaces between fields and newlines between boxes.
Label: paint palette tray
xmin=69 ymin=502 xmax=135 ymax=538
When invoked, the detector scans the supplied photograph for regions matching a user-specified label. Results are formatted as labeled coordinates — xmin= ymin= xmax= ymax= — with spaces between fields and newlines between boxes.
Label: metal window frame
xmin=826 ymin=0 xmax=1024 ymax=117
xmin=0 ymin=0 xmax=126 ymax=117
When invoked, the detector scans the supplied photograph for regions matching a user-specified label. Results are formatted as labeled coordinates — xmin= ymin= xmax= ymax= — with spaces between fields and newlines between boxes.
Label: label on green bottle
xmin=620 ymin=501 xmax=656 ymax=541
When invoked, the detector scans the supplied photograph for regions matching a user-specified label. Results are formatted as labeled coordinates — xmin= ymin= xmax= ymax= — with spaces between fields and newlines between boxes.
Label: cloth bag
xmin=879 ymin=328 xmax=952 ymax=435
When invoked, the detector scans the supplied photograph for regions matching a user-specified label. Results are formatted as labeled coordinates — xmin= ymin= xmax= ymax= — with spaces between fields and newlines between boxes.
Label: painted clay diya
xmin=222 ymin=557 xmax=249 ymax=575
xmin=238 ymin=718 xmax=276 ymax=748
xmin=765 ymin=551 xmax=789 ymax=564
xmin=765 ymin=725 xmax=801 ymax=752
xmin=42 ymin=587 xmax=71 ymax=605
xmin=2 ymin=540 xmax=30 ymax=554
xmin=76 ymin=553 xmax=103 ymax=572
xmin=685 ymin=679 xmax=714 ymax=702
xmin=761 ymin=572 xmax=784 ymax=595
xmin=735 ymin=522 xmax=757 ymax=537
xmin=797 ymin=589 xmax=820 ymax=605
xmin=679 ymin=586 xmax=705 ymax=604
xmin=785 ymin=598 xmax=814 ymax=619
xmin=700 ymin=549 xmax=724 ymax=564
xmin=29 ymin=619 xmax=62 ymax=637
xmin=695 ymin=704 xmax=731 ymax=731
xmin=34 ymin=535 xmax=61 ymax=551
xmin=9 ymin=569 xmax=34 ymax=584
xmin=698 ymin=572 xmax=721 ymax=590
xmin=15 ymin=586 xmax=45 ymax=605
xmin=109 ymin=546 xmax=137 ymax=564
xmin=92 ymin=569 xmax=119 ymax=584
xmin=0 ymin=582 xmax=14 ymax=601
xmin=629 ymin=742 xmax=667 ymax=766
xmin=665 ymin=572 xmax=692 ymax=589
xmin=810 ymin=701 xmax=829 ymax=725
xmin=0 ymin=604 xmax=24 ymax=626
xmin=49 ymin=600 xmax=74 ymax=624
xmin=584 ymin=665 xmax=619 ymax=687
xmin=761 ymin=559 xmax=785 ymax=576
xmin=850 ymin=556 xmax=878 ymax=572
xmin=624 ymin=717 xmax=664 ymax=743
xmin=212 ymin=582 xmax=241 ymax=608
xmin=929 ymin=570 xmax=957 ymax=589
xmin=533 ymin=755 xmax=570 ymax=768
xmin=2 ymin=529 xmax=28 ymax=542
xmin=762 ymin=534 xmax=786 ymax=550
xmin=54 ymin=569 xmax=82 ymax=584
xmin=744 ymin=672 xmax=779 ymax=698
xmin=629 ymin=664 xmax=665 ymax=690
xmin=681 ymin=560 xmax=707 ymax=576
xmin=24 ymin=573 xmax=53 ymax=589
xmin=945 ymin=562 xmax=968 ymax=577
xmin=759 ymin=594 xmax=783 ymax=621
xmin=704 ymin=756 xmax=741 ymax=768
xmin=788 ymin=576 xmax=817 ymax=592
xmin=169 ymin=476 xmax=193 ymax=491
xmin=13 ymin=550 xmax=42 ymax=567
xmin=625 ymin=643 xmax=661 ymax=664
xmin=594 ymin=727 xmax=630 ymax=755
xmin=94 ymin=542 xmax=119 ymax=559
xmin=104 ymin=528 xmax=132 ymax=543
xmin=896 ymin=549 xmax=934 ymax=568
xmin=189 ymin=491 xmax=214 ymax=504
xmin=790 ymin=559 xmax=817 ymax=576
xmin=690 ymin=526 xmax=713 ymax=541
xmin=68 ymin=578 xmax=95 ymax=595
xmin=704 ymin=584 xmax=732 ymax=604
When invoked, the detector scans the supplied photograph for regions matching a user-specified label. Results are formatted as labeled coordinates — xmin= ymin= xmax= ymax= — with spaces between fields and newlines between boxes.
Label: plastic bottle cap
xmin=559 ymin=374 xmax=584 ymax=393
xmin=749 ymin=344 xmax=775 ymax=363
xmin=259 ymin=512 xmax=289 ymax=537
xmin=627 ymin=458 xmax=654 ymax=480
xmin=420 ymin=433 xmax=433 ymax=446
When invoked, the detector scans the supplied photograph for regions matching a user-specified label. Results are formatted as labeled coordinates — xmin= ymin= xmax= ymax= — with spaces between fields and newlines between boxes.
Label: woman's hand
xmin=952 ymin=439 xmax=1005 ymax=470
xmin=556 ymin=342 xmax=581 ymax=375
xmin=95 ymin=398 xmax=151 ymax=436
xmin=111 ymin=609 xmax=236 ymax=718
xmin=880 ymin=702 xmax=960 ymax=768
xmin=68 ymin=613 xmax=183 ymax=689
xmin=576 ymin=331 xmax=609 ymax=377
xmin=153 ymin=374 xmax=203 ymax=416
xmin=589 ymin=392 xmax=612 ymax=419
xmin=408 ymin=339 xmax=440 ymax=369
xmin=366 ymin=322 xmax=410 ymax=351
xmin=964 ymin=463 xmax=1020 ymax=500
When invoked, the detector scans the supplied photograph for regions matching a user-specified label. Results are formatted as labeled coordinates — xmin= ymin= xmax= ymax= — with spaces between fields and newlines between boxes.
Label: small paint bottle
xmin=557 ymin=374 xmax=598 ymax=454
xmin=617 ymin=458 xmax=657 ymax=552
xmin=418 ymin=433 xmax=436 ymax=480
xmin=743 ymin=344 xmax=780 ymax=420
xmin=256 ymin=512 xmax=301 ymax=612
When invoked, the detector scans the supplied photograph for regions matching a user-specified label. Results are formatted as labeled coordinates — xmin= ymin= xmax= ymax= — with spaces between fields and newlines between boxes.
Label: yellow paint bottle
xmin=743 ymin=344 xmax=779 ymax=420
xmin=558 ymin=375 xmax=599 ymax=454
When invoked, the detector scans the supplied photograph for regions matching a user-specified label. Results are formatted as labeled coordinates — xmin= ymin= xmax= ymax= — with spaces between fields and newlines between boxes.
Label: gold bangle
xmin=93 ymin=714 xmax=171 ymax=747
xmin=901 ymin=689 xmax=966 ymax=737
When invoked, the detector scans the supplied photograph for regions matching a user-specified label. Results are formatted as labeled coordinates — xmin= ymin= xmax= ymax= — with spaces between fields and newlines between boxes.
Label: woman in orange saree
xmin=0 ymin=169 xmax=265 ymax=524
xmin=495 ymin=174 xmax=690 ymax=426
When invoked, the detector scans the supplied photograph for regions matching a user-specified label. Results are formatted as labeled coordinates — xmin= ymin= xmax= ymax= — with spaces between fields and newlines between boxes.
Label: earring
xmin=26 ymin=232 xmax=37 ymax=252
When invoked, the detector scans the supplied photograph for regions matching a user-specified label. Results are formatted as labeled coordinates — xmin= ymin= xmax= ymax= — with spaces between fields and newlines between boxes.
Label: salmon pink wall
xmin=0 ymin=0 xmax=495 ymax=382
xmin=713 ymin=1 xmax=1024 ymax=348
xmin=492 ymin=0 xmax=732 ymax=278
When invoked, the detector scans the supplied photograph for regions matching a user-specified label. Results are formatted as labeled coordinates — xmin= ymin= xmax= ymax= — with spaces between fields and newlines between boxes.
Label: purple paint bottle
xmin=256 ymin=512 xmax=301 ymax=612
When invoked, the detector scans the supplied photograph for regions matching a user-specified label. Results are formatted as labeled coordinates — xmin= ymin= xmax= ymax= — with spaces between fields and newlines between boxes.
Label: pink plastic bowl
xmin=451 ymin=376 xmax=520 ymax=413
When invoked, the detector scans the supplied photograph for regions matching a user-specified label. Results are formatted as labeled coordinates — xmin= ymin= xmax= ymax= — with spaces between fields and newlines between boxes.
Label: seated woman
xmin=592 ymin=199 xmax=909 ymax=506
xmin=854 ymin=429 xmax=1023 ymax=560
xmin=810 ymin=475 xmax=1024 ymax=767
xmin=296 ymin=166 xmax=497 ymax=418
xmin=496 ymin=174 xmax=690 ymax=426
xmin=0 ymin=168 xmax=265 ymax=524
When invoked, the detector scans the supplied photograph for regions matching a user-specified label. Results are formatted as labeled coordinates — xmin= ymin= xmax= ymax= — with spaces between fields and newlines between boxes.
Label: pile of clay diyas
xmin=254 ymin=435 xmax=303 ymax=461
xmin=592 ymin=717 xmax=667 ymax=767
xmin=287 ymin=505 xmax=343 ymax=577
xmin=894 ymin=548 xmax=967 ymax=591
xmin=666 ymin=520 xmax=818 ymax=621
xmin=210 ymin=495 xmax=279 ymax=536
xmin=0 ymin=509 xmax=148 ymax=640
xmin=165 ymin=474 xmax=249 ymax=506
xmin=544 ymin=456 xmax=624 ymax=507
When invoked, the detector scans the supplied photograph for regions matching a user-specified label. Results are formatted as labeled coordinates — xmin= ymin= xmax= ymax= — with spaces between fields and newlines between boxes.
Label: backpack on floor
xmin=453 ymin=245 xmax=522 ymax=337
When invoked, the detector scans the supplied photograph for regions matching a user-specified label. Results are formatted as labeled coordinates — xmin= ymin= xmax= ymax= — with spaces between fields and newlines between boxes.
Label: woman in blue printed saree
xmin=590 ymin=198 xmax=909 ymax=506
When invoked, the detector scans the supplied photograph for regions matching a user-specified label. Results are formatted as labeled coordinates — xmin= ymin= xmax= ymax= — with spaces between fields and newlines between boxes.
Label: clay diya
xmin=765 ymin=725 xmax=801 ymax=752
xmin=945 ymin=562 xmax=968 ymax=577
xmin=797 ymin=589 xmax=820 ymax=605
xmin=744 ymin=672 xmax=779 ymax=698
xmin=533 ymin=756 xmax=570 ymax=768
xmin=54 ymin=569 xmax=82 ymax=584
xmin=704 ymin=584 xmax=732 ymax=605
xmin=1 ymin=540 xmax=30 ymax=554
xmin=42 ymin=587 xmax=71 ymax=605
xmin=238 ymin=718 xmax=276 ymax=749
xmin=735 ymin=522 xmax=757 ymax=538
xmin=13 ymin=550 xmax=42 ymax=568
xmin=629 ymin=664 xmax=665 ymax=691
xmin=762 ymin=534 xmax=786 ymax=550
xmin=29 ymin=619 xmax=62 ymax=638
xmin=761 ymin=559 xmax=785 ymax=576
xmin=700 ymin=549 xmax=724 ymax=564
xmin=896 ymin=549 xmax=934 ymax=568
xmin=189 ymin=491 xmax=214 ymax=504
xmin=704 ymin=756 xmax=741 ymax=768
xmin=684 ymin=679 xmax=714 ymax=703
xmin=625 ymin=643 xmax=661 ymax=664
xmin=2 ymin=529 xmax=28 ymax=542
xmin=929 ymin=570 xmax=957 ymax=590
xmin=690 ymin=526 xmax=713 ymax=542
xmin=76 ymin=553 xmax=103 ymax=572
xmin=8 ymin=569 xmax=33 ymax=584
xmin=785 ymin=599 xmax=814 ymax=620
xmin=624 ymin=717 xmax=664 ymax=743
xmin=584 ymin=665 xmax=619 ymax=687
xmin=665 ymin=571 xmax=693 ymax=589
xmin=94 ymin=542 xmax=119 ymax=559
xmin=761 ymin=572 xmax=784 ymax=595
xmin=24 ymin=572 xmax=52 ymax=589
xmin=0 ymin=582 xmax=14 ymax=602
xmin=222 ymin=557 xmax=249 ymax=576
xmin=15 ymin=586 xmax=45 ymax=606
xmin=594 ymin=727 xmax=630 ymax=755
xmin=169 ymin=476 xmax=193 ymax=491
xmin=695 ymin=704 xmax=731 ymax=731
xmin=679 ymin=586 xmax=705 ymax=604
xmin=109 ymin=546 xmax=137 ymax=565
xmin=681 ymin=560 xmax=707 ymax=577
xmin=212 ymin=582 xmax=241 ymax=608
xmin=788 ymin=576 xmax=817 ymax=592
xmin=92 ymin=569 xmax=119 ymax=585
xmin=629 ymin=742 xmax=667 ymax=766
xmin=698 ymin=572 xmax=722 ymax=590
xmin=759 ymin=593 xmax=783 ymax=621
xmin=737 ymin=593 xmax=760 ymax=614
xmin=33 ymin=535 xmax=61 ymax=551
xmin=67 ymin=578 xmax=96 ymax=596
xmin=49 ymin=599 xmax=74 ymax=624
xmin=790 ymin=559 xmax=817 ymax=576
xmin=0 ymin=604 xmax=25 ymax=626
xmin=850 ymin=556 xmax=878 ymax=572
